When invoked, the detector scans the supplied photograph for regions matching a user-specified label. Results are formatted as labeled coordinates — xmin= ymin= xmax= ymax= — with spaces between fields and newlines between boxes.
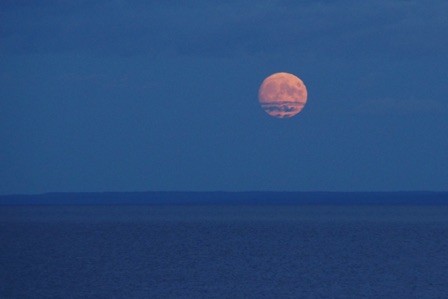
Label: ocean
xmin=1 ymin=205 xmax=448 ymax=298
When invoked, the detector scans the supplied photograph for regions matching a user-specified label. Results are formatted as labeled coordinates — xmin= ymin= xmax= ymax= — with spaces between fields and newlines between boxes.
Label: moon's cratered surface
xmin=258 ymin=72 xmax=308 ymax=118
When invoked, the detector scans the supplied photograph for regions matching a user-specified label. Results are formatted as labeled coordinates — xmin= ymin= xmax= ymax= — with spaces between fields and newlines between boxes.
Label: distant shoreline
xmin=1 ymin=191 xmax=448 ymax=205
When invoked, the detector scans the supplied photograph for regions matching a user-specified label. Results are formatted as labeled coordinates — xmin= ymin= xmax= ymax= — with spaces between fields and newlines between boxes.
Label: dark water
xmin=1 ymin=205 xmax=448 ymax=298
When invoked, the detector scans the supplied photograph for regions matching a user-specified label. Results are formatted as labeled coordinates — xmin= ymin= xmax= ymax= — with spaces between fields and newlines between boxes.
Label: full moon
xmin=258 ymin=72 xmax=308 ymax=118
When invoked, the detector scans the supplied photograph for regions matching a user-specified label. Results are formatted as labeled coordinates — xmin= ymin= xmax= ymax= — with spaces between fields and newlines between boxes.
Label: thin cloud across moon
xmin=258 ymin=72 xmax=308 ymax=118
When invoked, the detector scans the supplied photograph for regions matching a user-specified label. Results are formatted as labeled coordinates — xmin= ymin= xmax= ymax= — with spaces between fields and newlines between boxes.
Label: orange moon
xmin=258 ymin=72 xmax=308 ymax=118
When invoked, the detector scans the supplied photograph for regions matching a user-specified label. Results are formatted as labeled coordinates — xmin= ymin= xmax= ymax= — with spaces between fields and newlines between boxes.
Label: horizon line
xmin=2 ymin=190 xmax=448 ymax=197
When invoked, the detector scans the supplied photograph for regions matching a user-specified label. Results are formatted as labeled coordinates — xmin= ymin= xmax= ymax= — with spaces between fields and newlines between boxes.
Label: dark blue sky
xmin=1 ymin=0 xmax=448 ymax=194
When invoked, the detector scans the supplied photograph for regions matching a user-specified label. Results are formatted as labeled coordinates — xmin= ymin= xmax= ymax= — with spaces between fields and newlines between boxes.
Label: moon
xmin=258 ymin=72 xmax=308 ymax=118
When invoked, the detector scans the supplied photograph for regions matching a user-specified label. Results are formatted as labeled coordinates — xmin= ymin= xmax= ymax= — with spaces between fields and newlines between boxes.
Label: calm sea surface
xmin=1 ymin=205 xmax=448 ymax=298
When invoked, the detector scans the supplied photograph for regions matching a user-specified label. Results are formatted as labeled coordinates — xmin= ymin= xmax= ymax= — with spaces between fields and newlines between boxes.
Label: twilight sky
xmin=1 ymin=0 xmax=448 ymax=194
